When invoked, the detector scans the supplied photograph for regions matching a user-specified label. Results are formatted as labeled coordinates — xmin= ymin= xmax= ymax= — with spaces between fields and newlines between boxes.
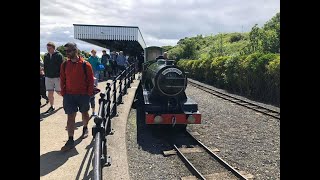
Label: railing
xmin=92 ymin=62 xmax=137 ymax=180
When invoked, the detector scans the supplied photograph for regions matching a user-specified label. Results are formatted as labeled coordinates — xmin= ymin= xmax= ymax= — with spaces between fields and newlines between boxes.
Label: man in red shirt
xmin=60 ymin=42 xmax=94 ymax=151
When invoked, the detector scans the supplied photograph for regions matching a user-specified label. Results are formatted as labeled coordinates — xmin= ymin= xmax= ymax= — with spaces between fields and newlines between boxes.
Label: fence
xmin=92 ymin=62 xmax=136 ymax=180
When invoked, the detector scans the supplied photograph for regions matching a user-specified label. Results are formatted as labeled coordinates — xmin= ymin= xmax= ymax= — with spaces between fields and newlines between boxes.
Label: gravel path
xmin=126 ymin=81 xmax=280 ymax=180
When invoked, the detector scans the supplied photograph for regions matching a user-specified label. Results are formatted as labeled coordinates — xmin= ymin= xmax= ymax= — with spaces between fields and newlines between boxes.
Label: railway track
xmin=188 ymin=79 xmax=280 ymax=120
xmin=164 ymin=130 xmax=252 ymax=180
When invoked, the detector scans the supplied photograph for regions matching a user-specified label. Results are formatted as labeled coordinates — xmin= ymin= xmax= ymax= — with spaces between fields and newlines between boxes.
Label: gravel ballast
xmin=126 ymin=81 xmax=280 ymax=180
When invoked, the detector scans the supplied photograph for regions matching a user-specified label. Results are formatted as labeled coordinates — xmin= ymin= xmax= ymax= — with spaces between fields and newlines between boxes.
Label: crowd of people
xmin=40 ymin=41 xmax=168 ymax=152
xmin=40 ymin=41 xmax=134 ymax=151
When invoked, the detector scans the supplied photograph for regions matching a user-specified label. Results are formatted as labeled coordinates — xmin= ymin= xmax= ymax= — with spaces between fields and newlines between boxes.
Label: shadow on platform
xmin=40 ymin=137 xmax=87 ymax=177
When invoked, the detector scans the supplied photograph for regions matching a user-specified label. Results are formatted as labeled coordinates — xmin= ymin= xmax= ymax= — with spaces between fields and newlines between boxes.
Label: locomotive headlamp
xmin=187 ymin=115 xmax=196 ymax=123
xmin=154 ymin=115 xmax=163 ymax=123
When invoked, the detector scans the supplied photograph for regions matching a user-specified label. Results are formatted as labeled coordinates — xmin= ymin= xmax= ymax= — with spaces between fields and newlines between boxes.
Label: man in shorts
xmin=43 ymin=42 xmax=64 ymax=113
xmin=60 ymin=42 xmax=94 ymax=151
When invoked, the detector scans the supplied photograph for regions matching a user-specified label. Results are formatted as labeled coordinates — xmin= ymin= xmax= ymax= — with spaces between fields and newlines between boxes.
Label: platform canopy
xmin=73 ymin=24 xmax=147 ymax=56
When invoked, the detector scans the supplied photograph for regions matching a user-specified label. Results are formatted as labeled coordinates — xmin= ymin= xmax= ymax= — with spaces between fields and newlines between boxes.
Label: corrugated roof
xmin=73 ymin=24 xmax=146 ymax=49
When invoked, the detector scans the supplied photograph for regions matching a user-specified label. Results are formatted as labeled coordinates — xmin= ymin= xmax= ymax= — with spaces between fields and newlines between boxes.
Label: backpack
xmin=62 ymin=60 xmax=88 ymax=80
xmin=62 ymin=60 xmax=99 ymax=95
xmin=96 ymin=64 xmax=105 ymax=71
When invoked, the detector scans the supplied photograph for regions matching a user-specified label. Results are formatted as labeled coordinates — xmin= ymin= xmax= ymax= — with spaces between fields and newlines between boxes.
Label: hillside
xmin=163 ymin=12 xmax=280 ymax=60
xmin=167 ymin=12 xmax=280 ymax=106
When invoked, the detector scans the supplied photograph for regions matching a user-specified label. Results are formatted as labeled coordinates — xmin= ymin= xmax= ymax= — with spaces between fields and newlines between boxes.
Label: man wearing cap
xmin=60 ymin=42 xmax=94 ymax=151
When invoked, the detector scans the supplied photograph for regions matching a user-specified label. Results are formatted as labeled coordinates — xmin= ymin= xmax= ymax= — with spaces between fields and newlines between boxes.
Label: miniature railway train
xmin=137 ymin=46 xmax=201 ymax=129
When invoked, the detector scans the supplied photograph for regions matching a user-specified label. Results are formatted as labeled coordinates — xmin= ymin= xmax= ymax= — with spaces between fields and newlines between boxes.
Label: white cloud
xmin=40 ymin=0 xmax=279 ymax=53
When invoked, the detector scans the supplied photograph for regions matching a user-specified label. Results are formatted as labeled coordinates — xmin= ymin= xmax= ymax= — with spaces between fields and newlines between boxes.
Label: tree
xmin=56 ymin=45 xmax=66 ymax=57
xmin=245 ymin=12 xmax=280 ymax=54
xmin=81 ymin=51 xmax=90 ymax=58
xmin=168 ymin=46 xmax=183 ymax=60
xmin=161 ymin=45 xmax=174 ymax=52
xmin=230 ymin=33 xmax=244 ymax=43
xmin=56 ymin=45 xmax=90 ymax=58
xmin=261 ymin=29 xmax=279 ymax=53
xmin=249 ymin=24 xmax=262 ymax=53
xmin=181 ymin=39 xmax=197 ymax=59
xmin=263 ymin=12 xmax=280 ymax=31
xmin=261 ymin=12 xmax=280 ymax=53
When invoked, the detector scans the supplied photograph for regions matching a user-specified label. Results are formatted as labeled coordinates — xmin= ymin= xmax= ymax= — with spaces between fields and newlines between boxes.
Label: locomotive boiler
xmin=138 ymin=46 xmax=201 ymax=129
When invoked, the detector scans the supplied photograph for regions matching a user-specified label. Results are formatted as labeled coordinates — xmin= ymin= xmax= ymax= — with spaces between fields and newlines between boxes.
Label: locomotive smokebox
xmin=144 ymin=60 xmax=187 ymax=98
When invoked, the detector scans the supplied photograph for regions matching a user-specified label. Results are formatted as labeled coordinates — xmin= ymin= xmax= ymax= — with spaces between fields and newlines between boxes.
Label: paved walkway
xmin=40 ymin=74 xmax=140 ymax=180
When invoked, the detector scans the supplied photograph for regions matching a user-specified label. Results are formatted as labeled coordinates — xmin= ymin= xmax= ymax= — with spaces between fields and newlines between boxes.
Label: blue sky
xmin=40 ymin=0 xmax=280 ymax=57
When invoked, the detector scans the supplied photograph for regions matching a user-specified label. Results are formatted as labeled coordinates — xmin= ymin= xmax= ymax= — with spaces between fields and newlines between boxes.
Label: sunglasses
xmin=65 ymin=49 xmax=75 ymax=53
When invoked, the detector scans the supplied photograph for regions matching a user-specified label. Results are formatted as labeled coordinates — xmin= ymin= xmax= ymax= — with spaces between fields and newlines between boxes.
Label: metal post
xmin=131 ymin=63 xmax=134 ymax=82
xmin=112 ymin=80 xmax=117 ymax=117
xmin=127 ymin=66 xmax=130 ymax=88
xmin=132 ymin=62 xmax=136 ymax=80
xmin=101 ymin=124 xmax=107 ymax=167
xmin=92 ymin=115 xmax=104 ymax=180
xmin=93 ymin=131 xmax=102 ymax=180
xmin=106 ymin=83 xmax=111 ymax=134
xmin=98 ymin=93 xmax=106 ymax=122
xmin=117 ymin=75 xmax=123 ymax=104
xmin=124 ymin=67 xmax=127 ymax=95
xmin=97 ymin=92 xmax=107 ymax=169
xmin=131 ymin=64 xmax=133 ymax=83
xmin=128 ymin=65 xmax=131 ymax=88
xmin=101 ymin=136 xmax=109 ymax=167
xmin=98 ymin=84 xmax=110 ymax=168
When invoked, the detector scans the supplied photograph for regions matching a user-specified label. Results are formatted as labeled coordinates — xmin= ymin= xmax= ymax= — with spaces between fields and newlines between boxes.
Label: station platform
xmin=40 ymin=73 xmax=141 ymax=180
